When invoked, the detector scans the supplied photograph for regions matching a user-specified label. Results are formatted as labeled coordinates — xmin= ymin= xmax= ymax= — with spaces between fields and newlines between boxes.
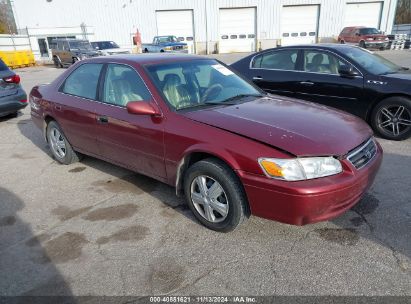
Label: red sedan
xmin=30 ymin=54 xmax=382 ymax=232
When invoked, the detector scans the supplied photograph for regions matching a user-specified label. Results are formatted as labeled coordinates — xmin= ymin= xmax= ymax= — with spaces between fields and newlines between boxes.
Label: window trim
xmin=250 ymin=48 xmax=299 ymax=71
xmin=249 ymin=48 xmax=364 ymax=77
xmin=59 ymin=62 xmax=158 ymax=109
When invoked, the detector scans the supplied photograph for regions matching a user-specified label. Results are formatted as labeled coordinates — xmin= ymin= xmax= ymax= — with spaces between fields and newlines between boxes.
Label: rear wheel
xmin=370 ymin=97 xmax=411 ymax=140
xmin=184 ymin=158 xmax=249 ymax=232
xmin=340 ymin=40 xmax=345 ymax=44
xmin=46 ymin=121 xmax=81 ymax=164
xmin=359 ymin=40 xmax=366 ymax=48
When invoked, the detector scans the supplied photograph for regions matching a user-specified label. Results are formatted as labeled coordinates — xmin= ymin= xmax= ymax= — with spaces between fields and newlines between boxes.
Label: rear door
xmin=0 ymin=60 xmax=18 ymax=98
xmin=248 ymin=48 xmax=302 ymax=97
xmin=55 ymin=63 xmax=103 ymax=155
xmin=94 ymin=63 xmax=166 ymax=179
xmin=294 ymin=49 xmax=364 ymax=116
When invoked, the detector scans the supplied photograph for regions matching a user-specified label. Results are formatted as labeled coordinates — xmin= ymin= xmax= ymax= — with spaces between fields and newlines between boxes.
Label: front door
xmin=295 ymin=49 xmax=364 ymax=116
xmin=94 ymin=63 xmax=166 ymax=180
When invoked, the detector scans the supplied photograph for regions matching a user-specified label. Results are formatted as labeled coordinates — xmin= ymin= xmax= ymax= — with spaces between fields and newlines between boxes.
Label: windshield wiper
xmin=219 ymin=93 xmax=264 ymax=103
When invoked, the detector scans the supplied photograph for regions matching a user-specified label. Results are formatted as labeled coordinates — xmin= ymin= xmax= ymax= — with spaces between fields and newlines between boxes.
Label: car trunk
xmin=0 ymin=70 xmax=18 ymax=98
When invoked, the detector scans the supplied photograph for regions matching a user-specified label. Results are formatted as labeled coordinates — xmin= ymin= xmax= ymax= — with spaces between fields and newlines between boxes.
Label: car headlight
xmin=366 ymin=38 xmax=374 ymax=41
xmin=385 ymin=37 xmax=389 ymax=41
xmin=258 ymin=157 xmax=342 ymax=181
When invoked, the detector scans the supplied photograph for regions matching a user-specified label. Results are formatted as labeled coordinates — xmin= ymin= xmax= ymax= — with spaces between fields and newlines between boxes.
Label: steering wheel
xmin=201 ymin=84 xmax=223 ymax=102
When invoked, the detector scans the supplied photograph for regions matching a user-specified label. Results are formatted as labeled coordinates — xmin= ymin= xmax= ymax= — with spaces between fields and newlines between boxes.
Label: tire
xmin=46 ymin=121 xmax=81 ymax=164
xmin=359 ymin=40 xmax=366 ymax=49
xmin=8 ymin=111 xmax=19 ymax=118
xmin=143 ymin=48 xmax=149 ymax=53
xmin=183 ymin=158 xmax=249 ymax=232
xmin=370 ymin=96 xmax=411 ymax=141
xmin=340 ymin=40 xmax=345 ymax=44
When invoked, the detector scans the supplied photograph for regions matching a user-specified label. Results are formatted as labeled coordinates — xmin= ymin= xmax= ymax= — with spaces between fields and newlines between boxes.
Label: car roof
xmin=262 ymin=43 xmax=360 ymax=52
xmin=86 ymin=53 xmax=211 ymax=65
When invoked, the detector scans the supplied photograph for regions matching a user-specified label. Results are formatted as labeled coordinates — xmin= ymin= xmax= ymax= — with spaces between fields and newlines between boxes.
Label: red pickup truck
xmin=338 ymin=26 xmax=389 ymax=49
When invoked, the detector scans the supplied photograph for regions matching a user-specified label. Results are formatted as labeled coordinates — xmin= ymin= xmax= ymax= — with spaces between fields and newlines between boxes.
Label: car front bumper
xmin=365 ymin=41 xmax=388 ymax=48
xmin=0 ymin=92 xmax=28 ymax=117
xmin=237 ymin=142 xmax=383 ymax=225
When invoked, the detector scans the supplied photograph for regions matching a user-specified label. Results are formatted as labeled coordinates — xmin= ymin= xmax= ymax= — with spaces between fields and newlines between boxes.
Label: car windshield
xmin=158 ymin=36 xmax=178 ymax=43
xmin=359 ymin=28 xmax=380 ymax=35
xmin=146 ymin=59 xmax=263 ymax=110
xmin=69 ymin=41 xmax=93 ymax=51
xmin=344 ymin=47 xmax=401 ymax=75
xmin=93 ymin=41 xmax=120 ymax=50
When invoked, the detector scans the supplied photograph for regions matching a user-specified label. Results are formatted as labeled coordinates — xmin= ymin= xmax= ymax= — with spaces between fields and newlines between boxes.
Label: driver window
xmin=303 ymin=50 xmax=347 ymax=74
xmin=102 ymin=64 xmax=151 ymax=107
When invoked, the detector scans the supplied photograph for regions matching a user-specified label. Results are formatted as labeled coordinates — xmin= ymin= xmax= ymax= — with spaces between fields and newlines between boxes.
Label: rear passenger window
xmin=253 ymin=50 xmax=298 ymax=70
xmin=62 ymin=63 xmax=103 ymax=99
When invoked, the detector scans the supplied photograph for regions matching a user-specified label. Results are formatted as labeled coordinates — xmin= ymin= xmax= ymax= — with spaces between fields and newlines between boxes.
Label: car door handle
xmin=97 ymin=116 xmax=109 ymax=124
xmin=299 ymin=81 xmax=314 ymax=86
xmin=253 ymin=76 xmax=263 ymax=80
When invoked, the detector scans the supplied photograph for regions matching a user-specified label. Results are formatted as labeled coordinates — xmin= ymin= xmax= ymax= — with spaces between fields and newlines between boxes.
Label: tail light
xmin=3 ymin=74 xmax=20 ymax=84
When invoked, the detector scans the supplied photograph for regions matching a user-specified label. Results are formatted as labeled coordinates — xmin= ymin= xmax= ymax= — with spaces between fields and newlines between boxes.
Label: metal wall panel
xmin=11 ymin=0 xmax=397 ymax=54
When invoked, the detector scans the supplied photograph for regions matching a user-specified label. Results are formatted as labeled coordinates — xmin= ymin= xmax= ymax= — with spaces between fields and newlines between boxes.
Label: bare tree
xmin=0 ymin=0 xmax=17 ymax=34
xmin=395 ymin=0 xmax=411 ymax=24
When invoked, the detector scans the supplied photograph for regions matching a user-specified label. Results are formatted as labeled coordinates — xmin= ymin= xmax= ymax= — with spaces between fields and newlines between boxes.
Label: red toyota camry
xmin=30 ymin=54 xmax=382 ymax=232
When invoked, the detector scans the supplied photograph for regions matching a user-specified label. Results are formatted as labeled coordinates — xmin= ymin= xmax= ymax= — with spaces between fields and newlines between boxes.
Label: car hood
xmin=182 ymin=96 xmax=372 ymax=157
xmin=380 ymin=70 xmax=411 ymax=81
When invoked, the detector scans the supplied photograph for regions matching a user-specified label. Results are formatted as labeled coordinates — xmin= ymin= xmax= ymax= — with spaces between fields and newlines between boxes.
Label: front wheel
xmin=46 ymin=121 xmax=81 ymax=164
xmin=359 ymin=40 xmax=366 ymax=49
xmin=184 ymin=158 xmax=249 ymax=232
xmin=370 ymin=97 xmax=411 ymax=140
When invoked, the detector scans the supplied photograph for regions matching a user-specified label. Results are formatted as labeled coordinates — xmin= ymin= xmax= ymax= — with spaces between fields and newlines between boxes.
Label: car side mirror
xmin=338 ymin=66 xmax=360 ymax=78
xmin=126 ymin=101 xmax=161 ymax=116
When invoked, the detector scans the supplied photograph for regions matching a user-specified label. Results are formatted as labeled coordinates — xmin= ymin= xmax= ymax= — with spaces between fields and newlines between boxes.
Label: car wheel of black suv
xmin=371 ymin=96 xmax=411 ymax=140
xmin=184 ymin=158 xmax=249 ymax=232
xmin=46 ymin=121 xmax=81 ymax=164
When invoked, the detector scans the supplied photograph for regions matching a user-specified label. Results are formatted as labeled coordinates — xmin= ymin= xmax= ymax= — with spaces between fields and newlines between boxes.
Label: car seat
xmin=162 ymin=73 xmax=191 ymax=108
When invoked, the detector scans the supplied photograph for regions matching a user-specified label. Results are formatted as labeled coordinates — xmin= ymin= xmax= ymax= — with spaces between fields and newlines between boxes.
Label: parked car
xmin=0 ymin=58 xmax=27 ymax=118
xmin=51 ymin=38 xmax=99 ymax=67
xmin=30 ymin=54 xmax=382 ymax=232
xmin=338 ymin=26 xmax=389 ymax=49
xmin=231 ymin=44 xmax=411 ymax=141
xmin=142 ymin=36 xmax=188 ymax=53
xmin=91 ymin=41 xmax=131 ymax=55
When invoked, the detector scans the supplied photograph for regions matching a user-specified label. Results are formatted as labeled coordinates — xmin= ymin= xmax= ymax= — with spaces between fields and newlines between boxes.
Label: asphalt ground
xmin=0 ymin=50 xmax=410 ymax=297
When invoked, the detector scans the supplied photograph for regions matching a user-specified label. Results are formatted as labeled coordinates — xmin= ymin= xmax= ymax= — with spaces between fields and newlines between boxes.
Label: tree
xmin=0 ymin=0 xmax=17 ymax=34
xmin=395 ymin=0 xmax=411 ymax=25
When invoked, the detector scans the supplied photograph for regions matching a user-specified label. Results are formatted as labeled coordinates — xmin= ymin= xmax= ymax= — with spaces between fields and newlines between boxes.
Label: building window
xmin=239 ymin=34 xmax=246 ymax=39
xmin=248 ymin=34 xmax=255 ymax=38
xmin=309 ymin=32 xmax=316 ymax=36
xmin=230 ymin=35 xmax=238 ymax=39
xmin=282 ymin=33 xmax=290 ymax=37
xmin=300 ymin=32 xmax=307 ymax=36
xmin=186 ymin=36 xmax=193 ymax=41
xmin=221 ymin=35 xmax=228 ymax=39
xmin=291 ymin=33 xmax=298 ymax=37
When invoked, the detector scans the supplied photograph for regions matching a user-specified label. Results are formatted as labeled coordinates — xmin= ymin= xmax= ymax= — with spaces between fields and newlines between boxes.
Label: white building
xmin=10 ymin=0 xmax=398 ymax=59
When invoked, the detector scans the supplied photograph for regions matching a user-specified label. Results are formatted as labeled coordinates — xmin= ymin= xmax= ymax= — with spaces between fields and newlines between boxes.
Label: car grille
xmin=174 ymin=46 xmax=183 ymax=50
xmin=347 ymin=138 xmax=377 ymax=169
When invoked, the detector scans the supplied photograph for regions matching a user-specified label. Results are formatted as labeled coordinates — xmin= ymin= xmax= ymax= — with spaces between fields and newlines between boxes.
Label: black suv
xmin=51 ymin=39 xmax=99 ymax=67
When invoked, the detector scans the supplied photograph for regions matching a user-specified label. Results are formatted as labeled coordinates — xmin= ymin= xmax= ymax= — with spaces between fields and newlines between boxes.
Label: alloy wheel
xmin=190 ymin=175 xmax=229 ymax=223
xmin=377 ymin=105 xmax=411 ymax=137
xmin=48 ymin=127 xmax=67 ymax=158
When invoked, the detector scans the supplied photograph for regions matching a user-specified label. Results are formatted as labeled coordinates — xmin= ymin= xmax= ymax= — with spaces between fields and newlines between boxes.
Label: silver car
xmin=0 ymin=59 xmax=27 ymax=117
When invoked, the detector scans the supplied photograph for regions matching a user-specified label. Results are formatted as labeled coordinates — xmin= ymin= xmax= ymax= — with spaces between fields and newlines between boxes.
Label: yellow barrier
xmin=0 ymin=50 xmax=35 ymax=69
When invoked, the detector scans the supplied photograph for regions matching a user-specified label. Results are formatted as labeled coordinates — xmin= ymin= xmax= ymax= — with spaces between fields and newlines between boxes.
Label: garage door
xmin=281 ymin=5 xmax=319 ymax=46
xmin=344 ymin=2 xmax=383 ymax=28
xmin=219 ymin=8 xmax=256 ymax=53
xmin=156 ymin=10 xmax=195 ymax=53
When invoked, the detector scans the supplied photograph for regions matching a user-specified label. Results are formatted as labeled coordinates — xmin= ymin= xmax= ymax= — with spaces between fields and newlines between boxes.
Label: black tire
xmin=8 ymin=111 xmax=19 ymax=118
xmin=143 ymin=48 xmax=149 ymax=53
xmin=183 ymin=158 xmax=249 ymax=232
xmin=370 ymin=96 xmax=411 ymax=141
xmin=340 ymin=40 xmax=345 ymax=44
xmin=46 ymin=121 xmax=81 ymax=164
xmin=359 ymin=40 xmax=366 ymax=49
